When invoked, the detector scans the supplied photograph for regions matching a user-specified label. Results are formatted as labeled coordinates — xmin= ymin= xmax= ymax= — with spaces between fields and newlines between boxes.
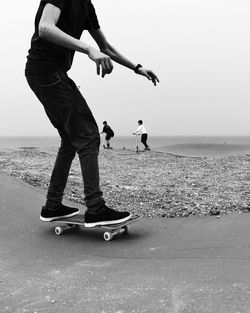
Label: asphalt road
xmin=1 ymin=173 xmax=250 ymax=313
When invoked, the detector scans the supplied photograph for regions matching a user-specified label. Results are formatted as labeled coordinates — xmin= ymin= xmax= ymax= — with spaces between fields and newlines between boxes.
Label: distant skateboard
xmin=50 ymin=214 xmax=142 ymax=241
xmin=103 ymin=145 xmax=113 ymax=150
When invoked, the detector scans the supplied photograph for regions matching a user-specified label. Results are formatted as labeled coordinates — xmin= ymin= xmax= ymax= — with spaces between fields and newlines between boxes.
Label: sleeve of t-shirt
xmin=134 ymin=126 xmax=142 ymax=134
xmin=41 ymin=0 xmax=64 ymax=11
xmin=84 ymin=2 xmax=100 ymax=30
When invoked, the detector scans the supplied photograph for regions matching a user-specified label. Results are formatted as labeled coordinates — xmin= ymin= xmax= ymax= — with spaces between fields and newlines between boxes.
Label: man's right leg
xmin=40 ymin=130 xmax=80 ymax=221
xmin=26 ymin=73 xmax=80 ymax=221
xmin=46 ymin=130 xmax=76 ymax=206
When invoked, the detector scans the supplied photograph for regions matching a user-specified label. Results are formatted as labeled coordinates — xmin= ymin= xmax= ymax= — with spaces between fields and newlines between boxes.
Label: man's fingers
xmin=149 ymin=71 xmax=159 ymax=82
xmin=103 ymin=59 xmax=109 ymax=72
xmin=147 ymin=74 xmax=156 ymax=85
xmin=96 ymin=62 xmax=100 ymax=75
xmin=96 ymin=59 xmax=110 ymax=77
xmin=100 ymin=60 xmax=107 ymax=77
xmin=154 ymin=73 xmax=160 ymax=82
xmin=107 ymin=58 xmax=113 ymax=72
xmin=148 ymin=72 xmax=160 ymax=85
xmin=103 ymin=58 xmax=113 ymax=75
xmin=150 ymin=74 xmax=156 ymax=84
xmin=99 ymin=57 xmax=113 ymax=77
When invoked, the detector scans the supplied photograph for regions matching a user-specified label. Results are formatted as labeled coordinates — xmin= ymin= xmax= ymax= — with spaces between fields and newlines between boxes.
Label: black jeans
xmin=26 ymin=70 xmax=104 ymax=213
xmin=141 ymin=134 xmax=149 ymax=148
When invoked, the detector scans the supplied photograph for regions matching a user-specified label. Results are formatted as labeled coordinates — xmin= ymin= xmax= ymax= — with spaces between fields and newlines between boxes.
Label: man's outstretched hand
xmin=87 ymin=48 xmax=159 ymax=85
xmin=137 ymin=67 xmax=160 ymax=86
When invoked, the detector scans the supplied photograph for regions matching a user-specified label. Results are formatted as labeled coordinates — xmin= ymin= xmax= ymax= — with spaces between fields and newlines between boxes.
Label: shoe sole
xmin=40 ymin=209 xmax=80 ymax=222
xmin=84 ymin=213 xmax=132 ymax=228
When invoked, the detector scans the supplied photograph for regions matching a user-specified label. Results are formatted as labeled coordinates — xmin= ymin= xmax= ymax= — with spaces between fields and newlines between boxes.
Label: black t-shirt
xmin=25 ymin=0 xmax=100 ymax=76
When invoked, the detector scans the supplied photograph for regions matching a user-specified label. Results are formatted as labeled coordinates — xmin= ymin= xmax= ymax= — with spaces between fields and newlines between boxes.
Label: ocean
xmin=0 ymin=135 xmax=250 ymax=157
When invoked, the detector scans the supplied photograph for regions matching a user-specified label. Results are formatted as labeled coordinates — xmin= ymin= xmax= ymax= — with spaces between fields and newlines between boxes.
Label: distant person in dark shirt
xmin=25 ymin=0 xmax=159 ymax=227
xmin=101 ymin=121 xmax=114 ymax=149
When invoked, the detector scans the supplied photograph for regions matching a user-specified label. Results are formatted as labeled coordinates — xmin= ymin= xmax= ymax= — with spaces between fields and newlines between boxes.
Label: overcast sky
xmin=0 ymin=0 xmax=249 ymax=136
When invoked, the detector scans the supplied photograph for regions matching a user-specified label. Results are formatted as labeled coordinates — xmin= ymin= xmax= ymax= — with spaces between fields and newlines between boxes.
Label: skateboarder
xmin=25 ymin=0 xmax=159 ymax=227
xmin=133 ymin=120 xmax=150 ymax=151
xmin=101 ymin=121 xmax=114 ymax=149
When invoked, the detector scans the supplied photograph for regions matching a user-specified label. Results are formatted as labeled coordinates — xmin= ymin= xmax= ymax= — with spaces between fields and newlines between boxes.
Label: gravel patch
xmin=0 ymin=147 xmax=249 ymax=218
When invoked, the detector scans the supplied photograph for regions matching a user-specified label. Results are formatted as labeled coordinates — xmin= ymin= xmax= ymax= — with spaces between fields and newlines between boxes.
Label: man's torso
xmin=25 ymin=0 xmax=100 ymax=76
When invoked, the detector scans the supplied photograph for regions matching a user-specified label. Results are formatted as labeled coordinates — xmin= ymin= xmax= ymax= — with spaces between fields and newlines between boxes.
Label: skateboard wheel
xmin=103 ymin=232 xmax=113 ymax=241
xmin=55 ymin=226 xmax=63 ymax=235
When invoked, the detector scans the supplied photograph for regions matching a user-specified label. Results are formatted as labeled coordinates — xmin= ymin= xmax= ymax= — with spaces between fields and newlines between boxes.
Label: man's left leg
xmin=64 ymin=78 xmax=131 ymax=226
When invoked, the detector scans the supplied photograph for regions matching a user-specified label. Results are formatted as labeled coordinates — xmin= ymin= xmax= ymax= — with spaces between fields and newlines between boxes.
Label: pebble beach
xmin=0 ymin=145 xmax=249 ymax=218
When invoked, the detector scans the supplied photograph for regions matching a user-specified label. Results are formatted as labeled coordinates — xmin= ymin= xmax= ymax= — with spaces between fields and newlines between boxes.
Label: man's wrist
xmin=134 ymin=64 xmax=143 ymax=74
xmin=84 ymin=45 xmax=95 ymax=55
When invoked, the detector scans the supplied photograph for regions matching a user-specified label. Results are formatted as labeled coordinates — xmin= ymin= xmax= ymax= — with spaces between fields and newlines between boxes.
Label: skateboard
xmin=51 ymin=214 xmax=142 ymax=241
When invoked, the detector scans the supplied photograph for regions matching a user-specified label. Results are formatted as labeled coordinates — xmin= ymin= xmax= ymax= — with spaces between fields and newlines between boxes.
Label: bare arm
xmin=89 ymin=28 xmax=160 ymax=86
xmin=89 ymin=29 xmax=136 ymax=69
xmin=38 ymin=3 xmax=113 ymax=76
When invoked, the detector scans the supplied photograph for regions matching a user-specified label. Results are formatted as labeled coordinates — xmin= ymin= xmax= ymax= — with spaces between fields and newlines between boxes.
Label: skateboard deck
xmin=50 ymin=214 xmax=142 ymax=241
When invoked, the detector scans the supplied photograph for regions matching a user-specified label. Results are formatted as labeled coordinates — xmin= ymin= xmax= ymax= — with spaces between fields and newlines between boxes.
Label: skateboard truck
xmin=103 ymin=225 xmax=128 ymax=241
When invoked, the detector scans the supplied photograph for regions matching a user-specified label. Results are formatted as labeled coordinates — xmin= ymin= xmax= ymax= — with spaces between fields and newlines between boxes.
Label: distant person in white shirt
xmin=133 ymin=120 xmax=150 ymax=151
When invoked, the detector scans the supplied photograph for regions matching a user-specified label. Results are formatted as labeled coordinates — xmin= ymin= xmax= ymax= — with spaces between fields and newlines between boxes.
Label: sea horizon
xmin=0 ymin=135 xmax=250 ymax=157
